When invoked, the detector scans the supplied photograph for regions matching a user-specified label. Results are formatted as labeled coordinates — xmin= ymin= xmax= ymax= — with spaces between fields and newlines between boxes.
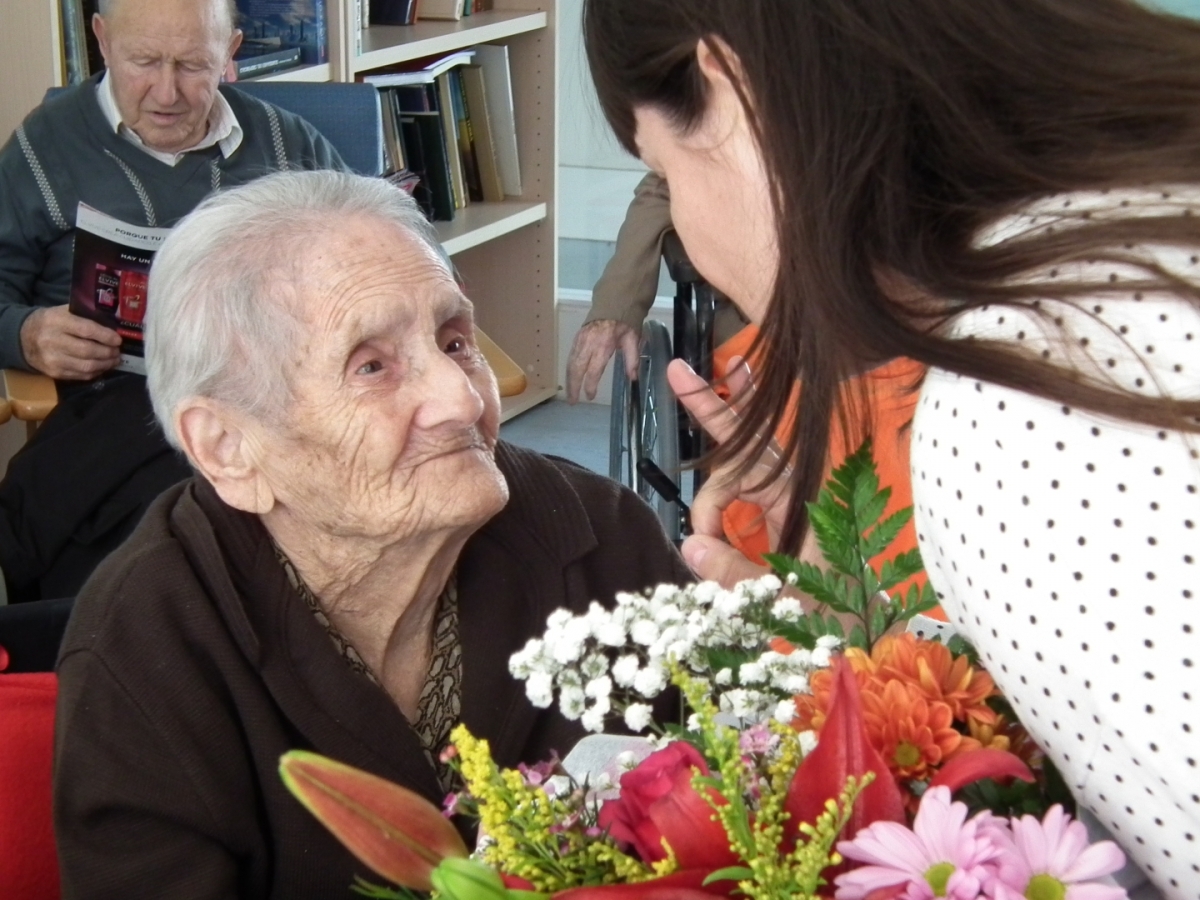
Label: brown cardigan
xmin=53 ymin=442 xmax=690 ymax=899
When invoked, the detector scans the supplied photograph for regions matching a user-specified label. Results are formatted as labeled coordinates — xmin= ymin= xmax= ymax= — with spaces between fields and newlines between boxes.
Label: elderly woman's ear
xmin=176 ymin=401 xmax=277 ymax=515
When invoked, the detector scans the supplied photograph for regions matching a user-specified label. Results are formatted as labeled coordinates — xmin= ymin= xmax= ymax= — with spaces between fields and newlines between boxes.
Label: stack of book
xmin=365 ymin=46 xmax=521 ymax=222
xmin=235 ymin=0 xmax=328 ymax=66
xmin=369 ymin=0 xmax=495 ymax=26
xmin=233 ymin=41 xmax=303 ymax=80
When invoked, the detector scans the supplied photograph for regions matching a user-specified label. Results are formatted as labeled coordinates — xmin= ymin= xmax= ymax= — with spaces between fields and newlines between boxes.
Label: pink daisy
xmin=988 ymin=805 xmax=1127 ymax=900
xmin=835 ymin=786 xmax=1004 ymax=900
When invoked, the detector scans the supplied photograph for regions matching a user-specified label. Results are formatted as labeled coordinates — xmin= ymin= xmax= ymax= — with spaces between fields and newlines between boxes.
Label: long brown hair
xmin=584 ymin=0 xmax=1200 ymax=553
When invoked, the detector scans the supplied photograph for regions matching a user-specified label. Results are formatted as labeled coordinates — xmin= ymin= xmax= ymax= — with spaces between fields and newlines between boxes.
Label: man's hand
xmin=20 ymin=305 xmax=122 ymax=380
xmin=565 ymin=319 xmax=640 ymax=404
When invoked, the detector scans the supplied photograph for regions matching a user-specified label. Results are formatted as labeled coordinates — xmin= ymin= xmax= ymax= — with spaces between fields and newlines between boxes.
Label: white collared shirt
xmin=97 ymin=72 xmax=243 ymax=166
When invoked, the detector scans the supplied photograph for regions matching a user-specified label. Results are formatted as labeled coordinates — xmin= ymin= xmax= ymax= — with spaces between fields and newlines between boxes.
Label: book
xmin=233 ymin=44 xmax=302 ymax=79
xmin=235 ymin=0 xmax=328 ymax=66
xmin=68 ymin=204 xmax=171 ymax=376
xmin=392 ymin=83 xmax=436 ymax=113
xmin=435 ymin=72 xmax=467 ymax=210
xmin=461 ymin=65 xmax=505 ymax=202
xmin=361 ymin=49 xmax=474 ymax=86
xmin=369 ymin=0 xmax=417 ymax=25
xmin=379 ymin=88 xmax=407 ymax=173
xmin=418 ymin=0 xmax=463 ymax=20
xmin=401 ymin=114 xmax=456 ymax=221
xmin=450 ymin=69 xmax=483 ymax=203
xmin=473 ymin=44 xmax=521 ymax=196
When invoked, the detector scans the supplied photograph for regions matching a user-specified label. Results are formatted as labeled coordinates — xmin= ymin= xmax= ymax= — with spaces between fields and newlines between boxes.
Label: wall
xmin=0 ymin=0 xmax=62 ymax=141
xmin=556 ymin=0 xmax=659 ymax=397
xmin=1149 ymin=0 xmax=1200 ymax=14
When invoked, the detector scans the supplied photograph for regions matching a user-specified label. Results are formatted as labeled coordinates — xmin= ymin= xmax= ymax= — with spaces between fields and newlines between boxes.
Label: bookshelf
xmin=0 ymin=0 xmax=559 ymax=422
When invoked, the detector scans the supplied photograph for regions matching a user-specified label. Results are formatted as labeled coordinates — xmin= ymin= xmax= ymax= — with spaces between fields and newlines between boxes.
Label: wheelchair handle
xmin=636 ymin=457 xmax=692 ymax=535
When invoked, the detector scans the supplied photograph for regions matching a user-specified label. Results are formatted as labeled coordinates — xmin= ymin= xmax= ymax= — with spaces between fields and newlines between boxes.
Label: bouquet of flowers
xmin=280 ymin=442 xmax=1128 ymax=900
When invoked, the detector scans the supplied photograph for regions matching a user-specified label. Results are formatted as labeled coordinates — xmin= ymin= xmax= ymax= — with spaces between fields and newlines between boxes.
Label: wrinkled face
xmin=634 ymin=104 xmax=778 ymax=324
xmin=95 ymin=0 xmax=241 ymax=154
xmin=253 ymin=217 xmax=508 ymax=546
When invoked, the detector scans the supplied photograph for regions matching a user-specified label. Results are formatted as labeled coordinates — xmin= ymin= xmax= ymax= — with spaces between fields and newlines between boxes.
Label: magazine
xmin=68 ymin=204 xmax=170 ymax=376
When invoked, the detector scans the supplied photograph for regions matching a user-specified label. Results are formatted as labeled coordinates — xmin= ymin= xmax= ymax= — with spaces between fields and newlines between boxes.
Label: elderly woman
xmin=52 ymin=170 xmax=688 ymax=898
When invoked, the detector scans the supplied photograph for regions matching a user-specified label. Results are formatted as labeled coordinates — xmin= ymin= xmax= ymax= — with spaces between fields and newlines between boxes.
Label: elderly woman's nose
xmin=412 ymin=349 xmax=485 ymax=428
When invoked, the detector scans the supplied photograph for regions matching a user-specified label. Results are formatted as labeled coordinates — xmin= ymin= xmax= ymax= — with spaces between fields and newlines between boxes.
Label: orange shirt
xmin=711 ymin=327 xmax=941 ymax=618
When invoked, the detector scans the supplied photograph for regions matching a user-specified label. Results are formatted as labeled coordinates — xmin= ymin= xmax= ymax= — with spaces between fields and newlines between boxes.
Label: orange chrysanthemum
xmin=792 ymin=663 xmax=869 ymax=733
xmin=967 ymin=714 xmax=1011 ymax=753
xmin=859 ymin=680 xmax=980 ymax=781
xmin=868 ymin=633 xmax=998 ymax=728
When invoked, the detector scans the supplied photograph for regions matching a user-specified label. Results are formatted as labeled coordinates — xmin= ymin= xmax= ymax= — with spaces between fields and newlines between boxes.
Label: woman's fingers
xmin=687 ymin=466 xmax=742 ymax=538
xmin=667 ymin=359 xmax=742 ymax=444
xmin=680 ymin=534 xmax=772 ymax=587
xmin=722 ymin=355 xmax=755 ymax=411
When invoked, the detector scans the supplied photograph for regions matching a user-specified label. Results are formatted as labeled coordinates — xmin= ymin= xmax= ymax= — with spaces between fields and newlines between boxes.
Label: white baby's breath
xmin=510 ymin=575 xmax=827 ymax=732
xmin=772 ymin=597 xmax=803 ymax=620
xmin=585 ymin=675 xmax=613 ymax=701
xmin=632 ymin=662 xmax=668 ymax=698
xmin=559 ymin=684 xmax=585 ymax=720
xmin=580 ymin=705 xmax=606 ymax=733
xmin=739 ymin=662 xmax=766 ymax=684
xmin=615 ymin=750 xmax=639 ymax=770
xmin=629 ymin=619 xmax=660 ymax=647
xmin=797 ymin=729 xmax=819 ymax=755
xmin=526 ymin=671 xmax=554 ymax=708
xmin=624 ymin=703 xmax=653 ymax=732
xmin=610 ymin=654 xmax=640 ymax=688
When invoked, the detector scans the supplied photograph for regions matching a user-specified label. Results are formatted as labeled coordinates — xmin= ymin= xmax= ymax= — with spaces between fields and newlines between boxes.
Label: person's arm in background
xmin=0 ymin=135 xmax=120 ymax=379
xmin=566 ymin=172 xmax=672 ymax=403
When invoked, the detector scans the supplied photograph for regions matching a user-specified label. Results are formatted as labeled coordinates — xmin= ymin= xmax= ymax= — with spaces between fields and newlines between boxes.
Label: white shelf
xmin=436 ymin=201 xmax=546 ymax=256
xmin=251 ymin=63 xmax=334 ymax=83
xmin=356 ymin=11 xmax=547 ymax=73
xmin=501 ymin=384 xmax=556 ymax=422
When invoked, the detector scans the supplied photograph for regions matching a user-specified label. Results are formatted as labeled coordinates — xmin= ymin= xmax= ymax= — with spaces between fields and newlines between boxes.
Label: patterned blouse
xmin=275 ymin=546 xmax=463 ymax=792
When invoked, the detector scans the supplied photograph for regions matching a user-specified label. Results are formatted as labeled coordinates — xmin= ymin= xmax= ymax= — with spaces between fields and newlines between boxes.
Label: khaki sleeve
xmin=584 ymin=172 xmax=672 ymax=332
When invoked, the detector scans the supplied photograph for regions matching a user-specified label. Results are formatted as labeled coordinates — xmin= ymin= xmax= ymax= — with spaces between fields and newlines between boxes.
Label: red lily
xmin=783 ymin=655 xmax=906 ymax=847
xmin=279 ymin=750 xmax=468 ymax=892
xmin=928 ymin=746 xmax=1035 ymax=793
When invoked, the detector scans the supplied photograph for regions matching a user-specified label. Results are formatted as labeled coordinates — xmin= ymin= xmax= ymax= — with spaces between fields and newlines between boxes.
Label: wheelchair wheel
xmin=635 ymin=321 xmax=682 ymax=540
xmin=609 ymin=321 xmax=683 ymax=541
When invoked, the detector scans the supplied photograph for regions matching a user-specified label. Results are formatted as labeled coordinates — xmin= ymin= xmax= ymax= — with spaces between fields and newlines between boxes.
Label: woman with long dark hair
xmin=584 ymin=0 xmax=1200 ymax=893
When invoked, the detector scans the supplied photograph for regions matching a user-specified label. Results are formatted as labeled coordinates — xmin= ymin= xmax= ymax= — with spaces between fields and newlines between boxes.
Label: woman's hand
xmin=667 ymin=356 xmax=794 ymax=585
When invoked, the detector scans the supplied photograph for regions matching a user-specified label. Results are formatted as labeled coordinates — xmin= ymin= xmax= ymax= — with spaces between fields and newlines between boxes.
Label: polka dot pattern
xmin=912 ymin=189 xmax=1200 ymax=898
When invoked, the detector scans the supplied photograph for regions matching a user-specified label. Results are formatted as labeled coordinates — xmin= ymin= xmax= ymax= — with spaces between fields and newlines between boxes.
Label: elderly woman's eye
xmin=444 ymin=336 xmax=468 ymax=355
xmin=356 ymin=359 xmax=384 ymax=375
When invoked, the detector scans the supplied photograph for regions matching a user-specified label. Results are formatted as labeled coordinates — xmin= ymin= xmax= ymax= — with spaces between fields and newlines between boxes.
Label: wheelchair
xmin=609 ymin=231 xmax=723 ymax=542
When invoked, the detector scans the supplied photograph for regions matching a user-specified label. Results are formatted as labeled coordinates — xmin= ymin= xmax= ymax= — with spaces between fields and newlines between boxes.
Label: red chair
xmin=0 ymin=671 xmax=60 ymax=899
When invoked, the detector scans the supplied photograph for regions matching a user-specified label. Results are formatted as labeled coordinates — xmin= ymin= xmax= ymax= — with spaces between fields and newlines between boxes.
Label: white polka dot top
xmin=911 ymin=188 xmax=1200 ymax=898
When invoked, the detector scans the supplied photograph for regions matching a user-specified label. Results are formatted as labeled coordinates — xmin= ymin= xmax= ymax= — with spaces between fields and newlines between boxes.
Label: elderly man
xmin=0 ymin=0 xmax=344 ymax=601
xmin=53 ymin=170 xmax=690 ymax=897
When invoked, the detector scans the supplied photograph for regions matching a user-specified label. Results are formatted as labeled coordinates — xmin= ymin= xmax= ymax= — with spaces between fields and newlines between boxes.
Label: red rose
xmin=597 ymin=742 xmax=738 ymax=871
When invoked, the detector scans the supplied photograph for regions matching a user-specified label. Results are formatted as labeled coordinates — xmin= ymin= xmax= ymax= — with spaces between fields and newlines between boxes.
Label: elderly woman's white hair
xmin=146 ymin=169 xmax=448 ymax=449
